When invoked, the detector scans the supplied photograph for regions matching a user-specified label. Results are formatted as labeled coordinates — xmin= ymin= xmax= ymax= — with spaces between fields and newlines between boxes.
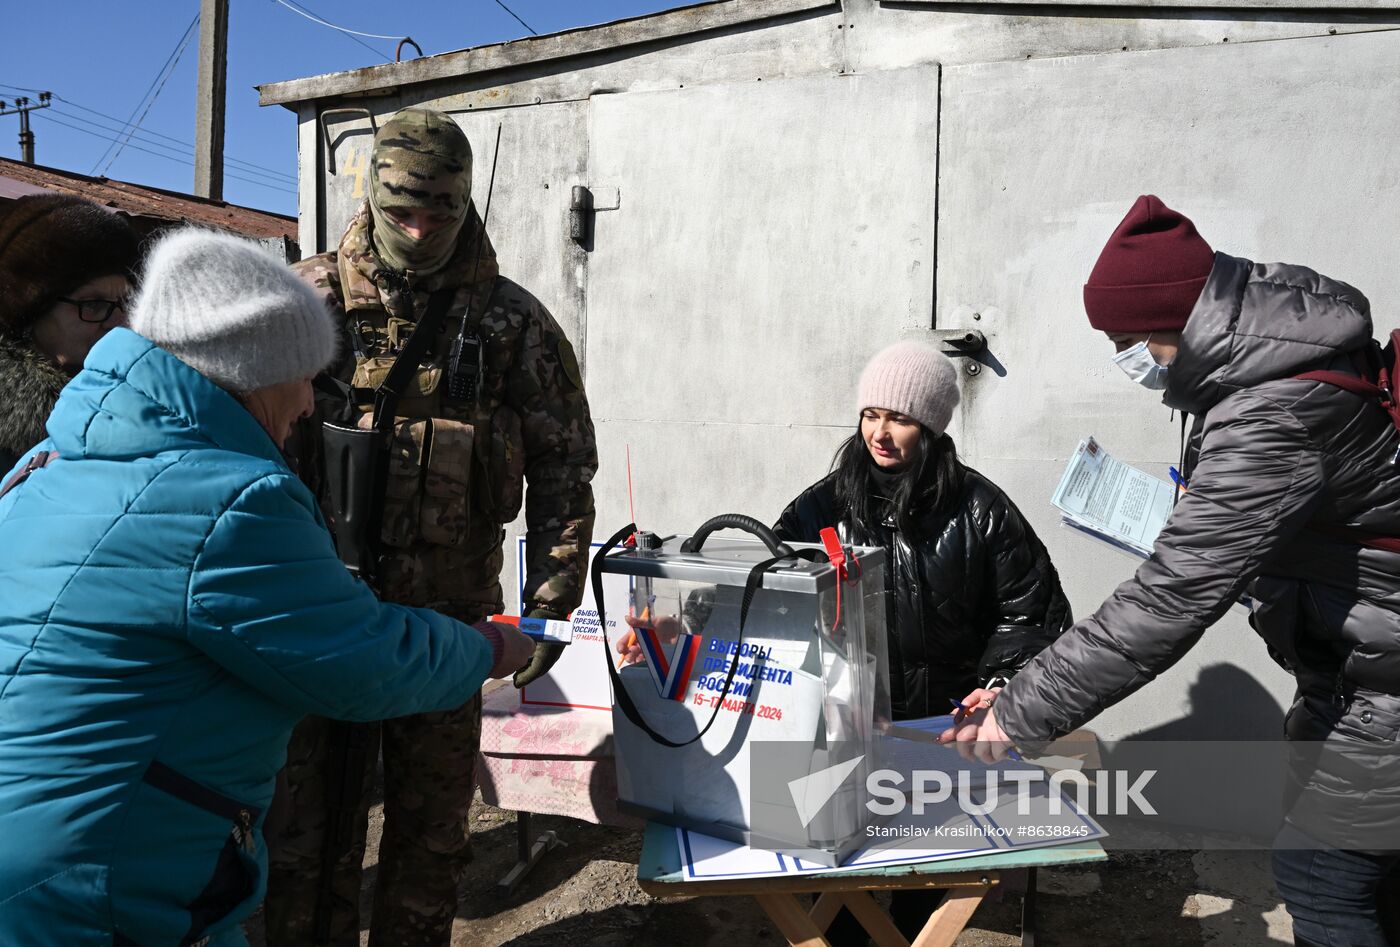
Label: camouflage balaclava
xmin=368 ymin=107 xmax=473 ymax=275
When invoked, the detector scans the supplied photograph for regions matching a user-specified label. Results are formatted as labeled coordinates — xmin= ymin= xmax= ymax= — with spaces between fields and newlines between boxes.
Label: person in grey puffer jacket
xmin=942 ymin=195 xmax=1400 ymax=947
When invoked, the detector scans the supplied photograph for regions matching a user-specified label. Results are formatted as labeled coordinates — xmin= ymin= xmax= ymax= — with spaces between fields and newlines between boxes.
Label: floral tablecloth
xmin=476 ymin=683 xmax=641 ymax=827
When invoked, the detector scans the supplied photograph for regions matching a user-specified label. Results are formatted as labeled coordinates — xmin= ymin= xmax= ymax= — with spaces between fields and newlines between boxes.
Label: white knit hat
xmin=129 ymin=228 xmax=336 ymax=394
xmin=856 ymin=340 xmax=961 ymax=434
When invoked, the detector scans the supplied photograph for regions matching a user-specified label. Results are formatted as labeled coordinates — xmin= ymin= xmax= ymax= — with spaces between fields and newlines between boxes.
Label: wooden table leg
xmin=841 ymin=890 xmax=913 ymax=947
xmin=1021 ymin=867 xmax=1037 ymax=947
xmin=495 ymin=811 xmax=565 ymax=894
xmin=809 ymin=892 xmax=845 ymax=934
xmin=911 ymin=885 xmax=991 ymax=947
xmin=756 ymin=893 xmax=833 ymax=947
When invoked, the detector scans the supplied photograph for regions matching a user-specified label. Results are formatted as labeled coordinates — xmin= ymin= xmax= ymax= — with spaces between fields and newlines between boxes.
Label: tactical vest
xmin=339 ymin=258 xmax=503 ymax=554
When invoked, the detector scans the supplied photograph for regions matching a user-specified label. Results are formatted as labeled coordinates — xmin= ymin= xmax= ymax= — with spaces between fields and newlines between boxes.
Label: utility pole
xmin=194 ymin=0 xmax=228 ymax=200
xmin=0 ymin=93 xmax=52 ymax=165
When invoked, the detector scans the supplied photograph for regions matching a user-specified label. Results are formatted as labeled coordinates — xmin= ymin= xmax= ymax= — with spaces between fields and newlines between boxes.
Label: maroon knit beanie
xmin=1083 ymin=195 xmax=1215 ymax=333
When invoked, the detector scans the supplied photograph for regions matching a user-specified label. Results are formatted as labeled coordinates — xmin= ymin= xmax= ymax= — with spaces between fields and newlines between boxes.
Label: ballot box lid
xmin=597 ymin=534 xmax=884 ymax=593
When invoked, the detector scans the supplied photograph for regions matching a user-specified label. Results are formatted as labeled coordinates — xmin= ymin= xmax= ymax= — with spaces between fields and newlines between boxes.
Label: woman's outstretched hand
xmin=938 ymin=687 xmax=1016 ymax=764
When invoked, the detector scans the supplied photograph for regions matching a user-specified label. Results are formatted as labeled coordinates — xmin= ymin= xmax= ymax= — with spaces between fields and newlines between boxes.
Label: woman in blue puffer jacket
xmin=0 ymin=229 xmax=534 ymax=946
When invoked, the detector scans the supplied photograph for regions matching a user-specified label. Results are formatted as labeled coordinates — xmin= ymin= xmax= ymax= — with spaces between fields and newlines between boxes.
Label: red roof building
xmin=0 ymin=156 xmax=298 ymax=258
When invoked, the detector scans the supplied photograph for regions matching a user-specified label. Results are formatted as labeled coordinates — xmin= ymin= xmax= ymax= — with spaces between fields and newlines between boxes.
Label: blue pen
xmin=949 ymin=699 xmax=1023 ymax=761
xmin=1168 ymin=466 xmax=1187 ymax=491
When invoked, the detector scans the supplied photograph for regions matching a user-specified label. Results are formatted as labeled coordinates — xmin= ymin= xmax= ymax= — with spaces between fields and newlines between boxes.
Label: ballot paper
xmin=490 ymin=614 xmax=574 ymax=644
xmin=1051 ymin=437 xmax=1175 ymax=558
xmin=1049 ymin=438 xmax=1254 ymax=611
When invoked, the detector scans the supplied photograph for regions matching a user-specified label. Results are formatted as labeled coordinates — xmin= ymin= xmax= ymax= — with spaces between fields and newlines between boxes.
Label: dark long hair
xmin=831 ymin=423 xmax=963 ymax=538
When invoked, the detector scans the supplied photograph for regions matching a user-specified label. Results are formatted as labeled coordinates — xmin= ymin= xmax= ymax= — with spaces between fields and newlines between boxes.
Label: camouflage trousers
xmin=263 ymin=693 xmax=484 ymax=947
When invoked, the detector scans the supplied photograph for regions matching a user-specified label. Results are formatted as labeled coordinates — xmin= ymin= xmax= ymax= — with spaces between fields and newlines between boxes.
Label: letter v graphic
xmin=636 ymin=626 xmax=704 ymax=701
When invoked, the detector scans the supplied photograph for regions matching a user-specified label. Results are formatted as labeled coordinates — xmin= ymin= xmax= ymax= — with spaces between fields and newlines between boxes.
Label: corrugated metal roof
xmin=0 ymin=157 xmax=297 ymax=240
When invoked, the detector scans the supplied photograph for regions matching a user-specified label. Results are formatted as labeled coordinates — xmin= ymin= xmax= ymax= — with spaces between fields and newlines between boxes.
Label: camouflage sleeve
xmin=287 ymin=252 xmax=354 ymax=497
xmin=291 ymin=252 xmax=356 ymax=391
xmin=503 ymin=284 xmax=598 ymax=620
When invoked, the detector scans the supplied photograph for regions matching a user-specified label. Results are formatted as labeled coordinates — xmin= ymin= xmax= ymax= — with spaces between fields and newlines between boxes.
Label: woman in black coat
xmin=774 ymin=340 xmax=1072 ymax=722
xmin=773 ymin=340 xmax=1072 ymax=943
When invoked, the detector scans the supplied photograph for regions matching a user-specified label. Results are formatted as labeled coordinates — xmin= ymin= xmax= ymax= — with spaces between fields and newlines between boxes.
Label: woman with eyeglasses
xmin=0 ymin=194 xmax=140 ymax=471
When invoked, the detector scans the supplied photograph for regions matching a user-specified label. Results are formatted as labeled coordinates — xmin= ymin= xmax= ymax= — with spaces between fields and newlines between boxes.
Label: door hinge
xmin=570 ymin=186 xmax=620 ymax=249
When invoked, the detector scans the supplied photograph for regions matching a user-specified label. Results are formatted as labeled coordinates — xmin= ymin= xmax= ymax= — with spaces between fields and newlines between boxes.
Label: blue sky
xmin=1 ymin=1 xmax=681 ymax=216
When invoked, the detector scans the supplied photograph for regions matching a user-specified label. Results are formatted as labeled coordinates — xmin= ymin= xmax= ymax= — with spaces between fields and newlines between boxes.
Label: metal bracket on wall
xmin=930 ymin=328 xmax=987 ymax=358
xmin=930 ymin=328 xmax=990 ymax=376
xmin=319 ymin=107 xmax=377 ymax=175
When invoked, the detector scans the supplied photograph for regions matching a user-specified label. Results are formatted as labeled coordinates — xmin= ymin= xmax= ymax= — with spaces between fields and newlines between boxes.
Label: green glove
xmin=513 ymin=640 xmax=566 ymax=688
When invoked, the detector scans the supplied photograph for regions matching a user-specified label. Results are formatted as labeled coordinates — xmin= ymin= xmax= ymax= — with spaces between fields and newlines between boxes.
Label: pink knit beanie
xmin=856 ymin=341 xmax=960 ymax=434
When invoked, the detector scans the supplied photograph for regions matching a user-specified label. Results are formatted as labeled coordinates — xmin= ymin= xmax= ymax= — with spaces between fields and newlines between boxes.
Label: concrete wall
xmin=285 ymin=1 xmax=1400 ymax=742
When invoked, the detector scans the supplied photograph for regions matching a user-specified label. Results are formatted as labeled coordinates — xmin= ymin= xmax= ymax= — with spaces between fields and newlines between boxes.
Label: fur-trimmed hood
xmin=0 ymin=333 xmax=67 ymax=468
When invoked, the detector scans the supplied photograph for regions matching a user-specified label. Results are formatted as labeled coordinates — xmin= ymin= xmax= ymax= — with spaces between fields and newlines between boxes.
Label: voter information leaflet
xmin=1051 ymin=437 xmax=1174 ymax=559
xmin=517 ymin=540 xmax=628 ymax=712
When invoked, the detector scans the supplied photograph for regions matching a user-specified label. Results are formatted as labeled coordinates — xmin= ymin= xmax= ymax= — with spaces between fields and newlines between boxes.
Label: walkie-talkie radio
xmin=445 ymin=332 xmax=482 ymax=402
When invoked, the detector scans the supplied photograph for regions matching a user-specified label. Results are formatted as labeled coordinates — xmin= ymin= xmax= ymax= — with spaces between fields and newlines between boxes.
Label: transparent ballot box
xmin=595 ymin=515 xmax=889 ymax=867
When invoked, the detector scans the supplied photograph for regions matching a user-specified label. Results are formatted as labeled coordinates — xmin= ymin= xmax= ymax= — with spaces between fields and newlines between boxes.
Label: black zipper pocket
xmin=142 ymin=761 xmax=260 ymax=826
xmin=143 ymin=761 xmax=259 ymax=856
xmin=141 ymin=761 xmax=261 ymax=944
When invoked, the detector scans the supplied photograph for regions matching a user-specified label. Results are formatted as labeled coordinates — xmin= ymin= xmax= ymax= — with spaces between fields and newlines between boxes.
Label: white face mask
xmin=1112 ymin=339 xmax=1170 ymax=390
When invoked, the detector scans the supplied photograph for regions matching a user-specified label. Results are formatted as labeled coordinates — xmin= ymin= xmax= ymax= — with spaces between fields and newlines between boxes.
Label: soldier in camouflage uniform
xmin=263 ymin=107 xmax=597 ymax=947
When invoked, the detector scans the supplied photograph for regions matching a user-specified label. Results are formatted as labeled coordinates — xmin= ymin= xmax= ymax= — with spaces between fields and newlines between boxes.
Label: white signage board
xmin=517 ymin=539 xmax=627 ymax=712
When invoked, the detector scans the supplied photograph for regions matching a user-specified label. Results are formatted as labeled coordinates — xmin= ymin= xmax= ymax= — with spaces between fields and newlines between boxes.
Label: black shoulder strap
xmin=0 ymin=450 xmax=58 ymax=501
xmin=371 ymin=286 xmax=457 ymax=434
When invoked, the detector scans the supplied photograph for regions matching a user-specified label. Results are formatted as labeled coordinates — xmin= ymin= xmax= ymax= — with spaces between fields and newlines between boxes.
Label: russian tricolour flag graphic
xmin=637 ymin=626 xmax=704 ymax=701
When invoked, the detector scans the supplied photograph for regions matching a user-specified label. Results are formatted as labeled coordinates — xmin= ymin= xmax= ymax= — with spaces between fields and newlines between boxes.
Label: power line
xmin=40 ymin=113 xmax=294 ymax=195
xmin=87 ymin=16 xmax=200 ymax=175
xmin=48 ymin=104 xmax=296 ymax=183
xmin=36 ymin=113 xmax=296 ymax=195
xmin=492 ymin=0 xmax=539 ymax=36
xmin=0 ymin=84 xmax=298 ymax=185
xmin=269 ymin=0 xmax=395 ymax=62
xmin=269 ymin=0 xmax=401 ymax=39
xmin=97 ymin=15 xmax=201 ymax=177
xmin=53 ymin=106 xmax=297 ymax=185
xmin=41 ymin=112 xmax=192 ymax=165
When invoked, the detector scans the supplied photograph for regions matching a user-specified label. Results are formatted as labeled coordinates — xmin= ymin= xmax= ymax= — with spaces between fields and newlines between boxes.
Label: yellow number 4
xmin=346 ymin=146 xmax=368 ymax=199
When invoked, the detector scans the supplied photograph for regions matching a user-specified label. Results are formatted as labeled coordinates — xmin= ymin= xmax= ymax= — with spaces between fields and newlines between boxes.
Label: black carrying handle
xmin=680 ymin=513 xmax=794 ymax=559
xmin=596 ymin=522 xmax=825 ymax=749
